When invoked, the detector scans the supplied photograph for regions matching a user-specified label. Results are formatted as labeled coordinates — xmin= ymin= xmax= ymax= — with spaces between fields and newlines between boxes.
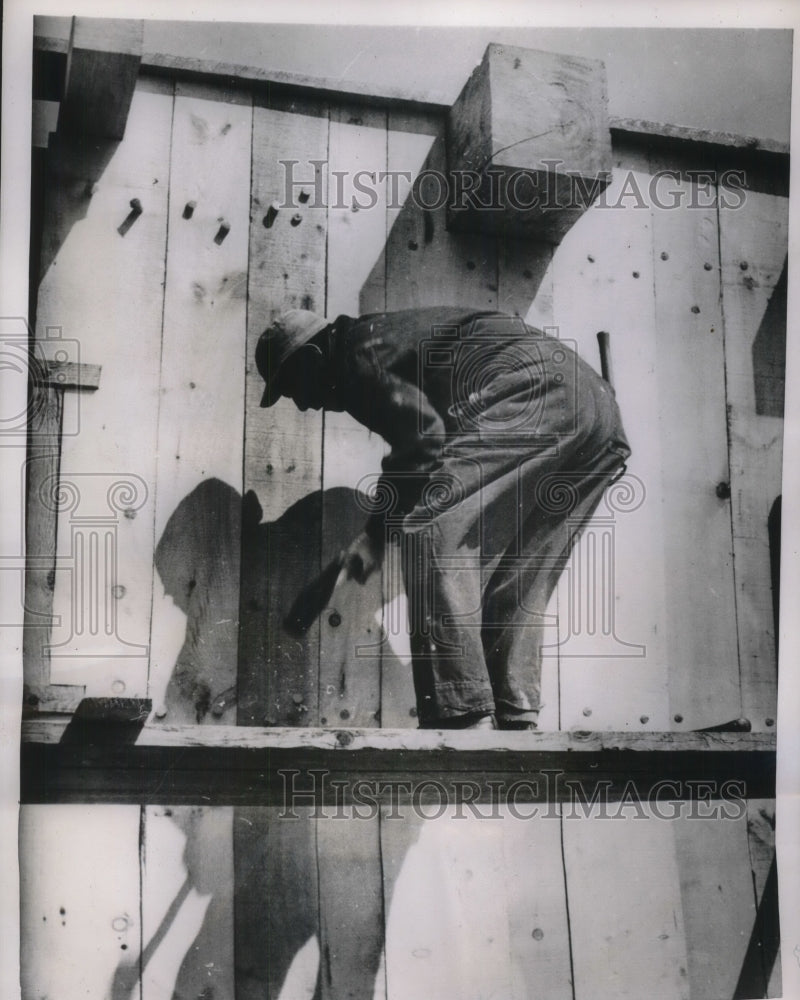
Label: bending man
xmin=257 ymin=308 xmax=630 ymax=731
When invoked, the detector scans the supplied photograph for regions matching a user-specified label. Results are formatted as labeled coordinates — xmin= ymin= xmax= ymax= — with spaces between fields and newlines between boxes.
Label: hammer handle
xmin=597 ymin=330 xmax=614 ymax=387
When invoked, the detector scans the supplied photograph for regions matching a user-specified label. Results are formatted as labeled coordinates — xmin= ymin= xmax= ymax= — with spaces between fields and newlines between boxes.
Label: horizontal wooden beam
xmin=609 ymin=116 xmax=788 ymax=156
xmin=21 ymin=722 xmax=776 ymax=806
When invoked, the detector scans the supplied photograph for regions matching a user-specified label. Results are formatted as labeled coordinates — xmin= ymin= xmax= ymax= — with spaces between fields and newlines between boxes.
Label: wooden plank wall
xmin=25 ymin=72 xmax=785 ymax=1000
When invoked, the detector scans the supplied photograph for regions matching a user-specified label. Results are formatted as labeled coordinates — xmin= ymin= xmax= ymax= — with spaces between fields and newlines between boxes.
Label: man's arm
xmin=340 ymin=351 xmax=446 ymax=579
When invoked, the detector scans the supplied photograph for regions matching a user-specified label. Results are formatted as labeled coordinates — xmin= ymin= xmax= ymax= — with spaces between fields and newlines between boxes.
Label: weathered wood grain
xmin=564 ymin=804 xmax=691 ymax=1000
xmin=674 ymin=810 xmax=760 ymax=999
xmin=385 ymin=109 xmax=498 ymax=311
xmin=501 ymin=810 xmax=573 ymax=999
xmin=320 ymin=104 xmax=388 ymax=729
xmin=235 ymin=806 xmax=321 ymax=999
xmin=19 ymin=805 xmax=142 ymax=1000
xmin=497 ymin=238 xmax=554 ymax=327
xmin=245 ymin=93 xmax=328 ymax=521
xmin=148 ymin=81 xmax=250 ymax=725
xmin=238 ymin=95 xmax=329 ymax=728
xmin=742 ymin=799 xmax=781 ymax=998
xmin=141 ymin=806 xmax=234 ymax=1000
xmin=551 ymin=143 xmax=670 ymax=731
xmin=21 ymin=722 xmax=776 ymax=808
xmin=59 ymin=17 xmax=143 ymax=139
xmin=41 ymin=360 xmax=102 ymax=390
xmin=382 ymin=809 xmax=513 ymax=999
xmin=609 ymin=117 xmax=789 ymax=156
xmin=151 ymin=479 xmax=243 ymax=725
xmin=36 ymin=76 xmax=172 ymax=700
xmin=23 ymin=719 xmax=775 ymax=752
xmin=718 ymin=186 xmax=787 ymax=733
xmin=649 ymin=149 xmax=740 ymax=731
xmin=317 ymin=817 xmax=385 ymax=999
xmin=447 ymin=44 xmax=612 ymax=241
xmin=23 ymin=384 xmax=66 ymax=699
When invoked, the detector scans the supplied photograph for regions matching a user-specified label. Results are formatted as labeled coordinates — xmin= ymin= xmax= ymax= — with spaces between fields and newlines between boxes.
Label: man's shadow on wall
xmin=111 ymin=478 xmax=418 ymax=999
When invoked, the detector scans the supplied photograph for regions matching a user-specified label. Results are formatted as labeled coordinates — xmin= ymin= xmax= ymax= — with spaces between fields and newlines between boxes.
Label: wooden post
xmin=447 ymin=44 xmax=612 ymax=242
xmin=59 ymin=17 xmax=143 ymax=140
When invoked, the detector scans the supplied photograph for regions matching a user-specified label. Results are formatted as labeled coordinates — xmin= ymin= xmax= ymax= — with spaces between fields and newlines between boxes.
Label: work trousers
xmin=400 ymin=342 xmax=630 ymax=727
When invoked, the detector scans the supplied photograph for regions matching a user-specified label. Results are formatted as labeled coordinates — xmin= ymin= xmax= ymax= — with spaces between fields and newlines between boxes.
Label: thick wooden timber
xmin=21 ymin=723 xmax=775 ymax=805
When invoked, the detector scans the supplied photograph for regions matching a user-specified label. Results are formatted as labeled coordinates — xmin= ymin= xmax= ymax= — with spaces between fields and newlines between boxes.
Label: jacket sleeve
xmin=344 ymin=348 xmax=446 ymax=541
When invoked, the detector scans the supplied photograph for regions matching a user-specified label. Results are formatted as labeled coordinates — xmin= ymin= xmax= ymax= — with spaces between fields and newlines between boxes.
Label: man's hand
xmin=340 ymin=531 xmax=384 ymax=584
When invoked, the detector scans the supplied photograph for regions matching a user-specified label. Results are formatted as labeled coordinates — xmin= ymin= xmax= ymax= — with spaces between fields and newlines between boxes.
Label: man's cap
xmin=256 ymin=309 xmax=329 ymax=407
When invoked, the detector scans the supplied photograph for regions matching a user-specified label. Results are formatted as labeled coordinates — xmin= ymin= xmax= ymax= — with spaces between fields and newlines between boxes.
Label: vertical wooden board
xmin=497 ymin=241 xmax=561 ymax=732
xmin=673 ymin=809 xmax=760 ymax=1000
xmin=319 ymin=105 xmax=388 ymax=729
xmin=315 ymin=109 xmax=389 ymax=995
xmin=148 ymin=82 xmax=251 ymax=720
xmin=317 ymin=817 xmax=385 ymax=1000
xmin=19 ymin=805 xmax=142 ymax=1000
xmin=745 ymin=799 xmax=781 ymax=998
xmin=718 ymin=188 xmax=787 ymax=732
xmin=385 ymin=110 xmax=498 ymax=311
xmin=141 ymin=806 xmax=234 ymax=1000
xmin=501 ymin=813 xmax=573 ymax=1000
xmin=246 ymin=96 xmax=328 ymax=520
xmin=650 ymin=157 xmax=740 ymax=731
xmin=23 ymin=385 xmax=64 ymax=692
xmin=563 ymin=804 xmax=690 ymax=1000
xmin=234 ymin=807 xmax=321 ymax=1000
xmin=326 ymin=105 xmax=388 ymax=319
xmin=382 ymin=808 xmax=512 ymax=1000
xmin=37 ymin=77 xmax=173 ymax=697
xmin=238 ymin=98 xmax=328 ymax=728
xmin=550 ymin=148 xmax=670 ymax=731
xmin=236 ymin=98 xmax=328 ymax=1000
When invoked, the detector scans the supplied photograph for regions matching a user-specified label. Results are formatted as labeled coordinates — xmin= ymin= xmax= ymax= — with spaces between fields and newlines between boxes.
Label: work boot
xmin=435 ymin=712 xmax=497 ymax=730
xmin=498 ymin=718 xmax=538 ymax=731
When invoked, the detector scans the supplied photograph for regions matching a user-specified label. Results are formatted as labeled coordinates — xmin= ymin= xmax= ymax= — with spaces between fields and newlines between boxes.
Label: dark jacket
xmin=319 ymin=307 xmax=578 ymax=538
